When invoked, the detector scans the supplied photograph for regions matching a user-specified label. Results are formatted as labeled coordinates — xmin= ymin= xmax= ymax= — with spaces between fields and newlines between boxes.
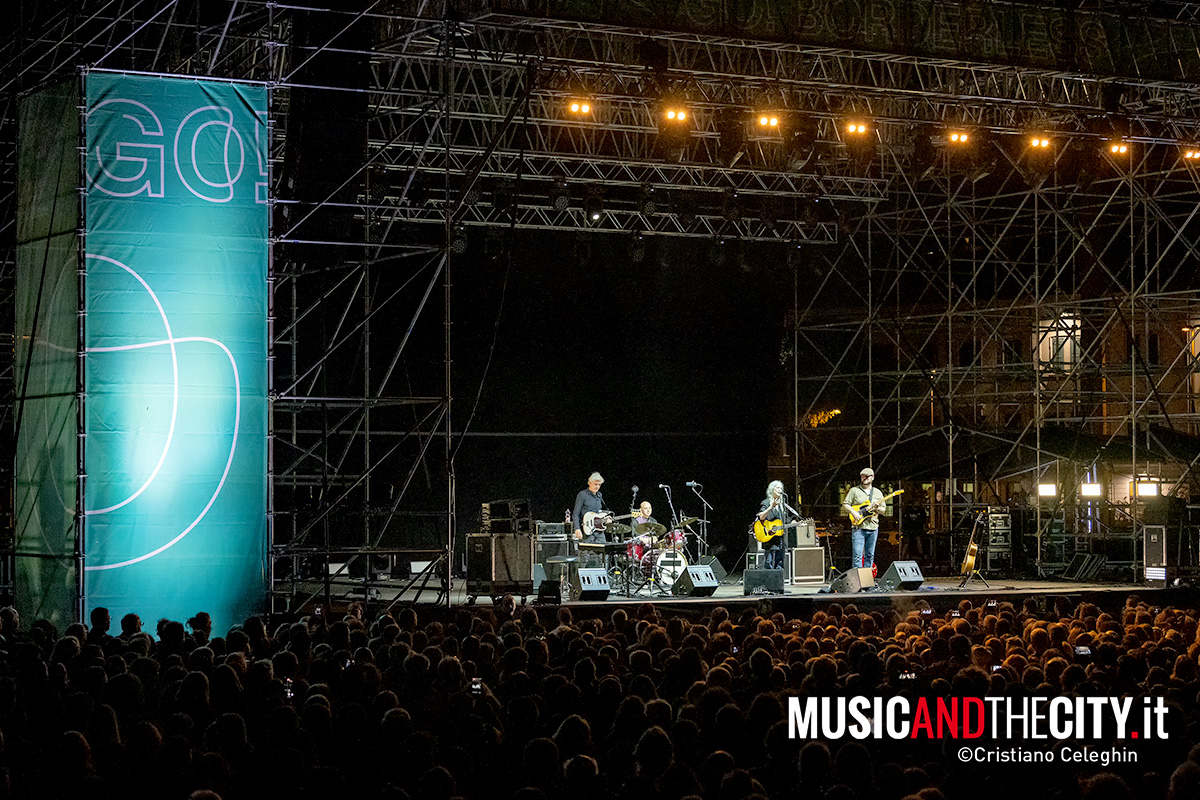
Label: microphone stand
xmin=661 ymin=485 xmax=679 ymax=530
xmin=689 ymin=482 xmax=713 ymax=561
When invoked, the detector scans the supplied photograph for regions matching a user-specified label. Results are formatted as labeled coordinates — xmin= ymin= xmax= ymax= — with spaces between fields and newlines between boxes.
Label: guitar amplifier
xmin=790 ymin=547 xmax=825 ymax=583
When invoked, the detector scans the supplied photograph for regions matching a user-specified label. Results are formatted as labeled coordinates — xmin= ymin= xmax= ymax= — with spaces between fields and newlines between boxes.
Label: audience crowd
xmin=0 ymin=592 xmax=1197 ymax=800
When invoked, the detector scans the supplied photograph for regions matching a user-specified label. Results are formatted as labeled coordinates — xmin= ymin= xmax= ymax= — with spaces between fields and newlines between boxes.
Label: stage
xmin=282 ymin=570 xmax=1183 ymax=621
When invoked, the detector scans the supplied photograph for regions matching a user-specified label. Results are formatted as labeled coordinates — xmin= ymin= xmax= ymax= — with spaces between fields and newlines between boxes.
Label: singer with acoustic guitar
xmin=754 ymin=480 xmax=793 ymax=570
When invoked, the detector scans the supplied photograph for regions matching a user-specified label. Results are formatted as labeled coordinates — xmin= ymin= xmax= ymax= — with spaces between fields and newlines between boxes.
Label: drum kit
xmin=610 ymin=518 xmax=698 ymax=596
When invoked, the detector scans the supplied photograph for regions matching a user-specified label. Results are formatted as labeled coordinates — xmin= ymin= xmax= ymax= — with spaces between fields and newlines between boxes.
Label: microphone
xmin=658 ymin=484 xmax=669 ymax=489
xmin=631 ymin=485 xmax=639 ymax=493
xmin=685 ymin=481 xmax=699 ymax=487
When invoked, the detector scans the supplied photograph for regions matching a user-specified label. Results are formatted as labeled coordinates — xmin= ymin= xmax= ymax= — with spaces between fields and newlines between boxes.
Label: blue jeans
xmin=851 ymin=527 xmax=878 ymax=570
xmin=764 ymin=542 xmax=784 ymax=570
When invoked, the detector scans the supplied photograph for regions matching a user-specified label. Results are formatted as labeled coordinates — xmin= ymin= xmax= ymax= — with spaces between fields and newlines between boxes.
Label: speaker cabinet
xmin=744 ymin=568 xmax=784 ymax=595
xmin=571 ymin=567 xmax=611 ymax=601
xmin=673 ymin=565 xmax=719 ymax=597
xmin=830 ymin=567 xmax=874 ymax=594
xmin=790 ymin=547 xmax=825 ymax=583
xmin=696 ymin=555 xmax=728 ymax=582
xmin=465 ymin=533 xmax=534 ymax=596
xmin=877 ymin=560 xmax=923 ymax=591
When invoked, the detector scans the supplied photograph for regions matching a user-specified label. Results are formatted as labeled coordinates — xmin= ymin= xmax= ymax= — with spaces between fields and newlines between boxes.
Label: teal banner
xmin=84 ymin=73 xmax=268 ymax=633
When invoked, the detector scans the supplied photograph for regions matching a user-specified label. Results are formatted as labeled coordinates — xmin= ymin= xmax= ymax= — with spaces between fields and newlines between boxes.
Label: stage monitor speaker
xmin=673 ymin=565 xmax=719 ymax=597
xmin=744 ymin=568 xmax=784 ymax=595
xmin=696 ymin=555 xmax=728 ymax=582
xmin=534 ymin=579 xmax=561 ymax=605
xmin=790 ymin=547 xmax=825 ymax=583
xmin=877 ymin=560 xmax=924 ymax=591
xmin=571 ymin=567 xmax=611 ymax=601
xmin=830 ymin=567 xmax=874 ymax=594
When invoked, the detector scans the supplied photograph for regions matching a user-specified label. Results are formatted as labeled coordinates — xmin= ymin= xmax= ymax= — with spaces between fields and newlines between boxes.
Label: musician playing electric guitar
xmin=842 ymin=467 xmax=884 ymax=573
xmin=754 ymin=480 xmax=793 ymax=570
xmin=572 ymin=472 xmax=608 ymax=542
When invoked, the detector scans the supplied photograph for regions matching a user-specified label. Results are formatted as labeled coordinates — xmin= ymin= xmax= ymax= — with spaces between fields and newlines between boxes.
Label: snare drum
xmin=663 ymin=529 xmax=686 ymax=550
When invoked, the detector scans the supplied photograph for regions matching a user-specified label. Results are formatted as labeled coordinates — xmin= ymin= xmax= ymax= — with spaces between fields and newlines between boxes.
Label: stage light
xmin=1081 ymin=483 xmax=1102 ymax=497
xmin=1109 ymin=141 xmax=1129 ymax=154
xmin=584 ymin=195 xmax=603 ymax=224
xmin=1038 ymin=483 xmax=1058 ymax=497
xmin=636 ymin=187 xmax=658 ymax=216
xmin=663 ymin=106 xmax=688 ymax=122
xmin=1184 ymin=148 xmax=1200 ymax=160
xmin=845 ymin=122 xmax=868 ymax=135
xmin=948 ymin=131 xmax=969 ymax=144
xmin=1029 ymin=136 xmax=1052 ymax=148
xmin=448 ymin=223 xmax=467 ymax=254
xmin=567 ymin=98 xmax=592 ymax=115
xmin=758 ymin=114 xmax=780 ymax=128
xmin=1136 ymin=482 xmax=1159 ymax=497
xmin=549 ymin=179 xmax=570 ymax=212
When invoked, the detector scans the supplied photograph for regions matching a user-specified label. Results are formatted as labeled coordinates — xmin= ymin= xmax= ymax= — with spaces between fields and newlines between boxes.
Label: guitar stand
xmin=958 ymin=568 xmax=989 ymax=589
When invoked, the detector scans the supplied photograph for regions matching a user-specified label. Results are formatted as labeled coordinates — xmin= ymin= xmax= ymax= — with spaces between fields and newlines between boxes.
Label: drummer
xmin=631 ymin=501 xmax=657 ymax=542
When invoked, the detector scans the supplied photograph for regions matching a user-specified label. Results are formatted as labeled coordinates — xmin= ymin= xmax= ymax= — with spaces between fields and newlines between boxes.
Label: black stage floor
xmin=289 ymin=572 xmax=1190 ymax=620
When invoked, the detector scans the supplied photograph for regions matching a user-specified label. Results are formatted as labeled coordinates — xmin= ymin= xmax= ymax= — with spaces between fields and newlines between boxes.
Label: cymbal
xmin=634 ymin=521 xmax=668 ymax=537
xmin=679 ymin=516 xmax=699 ymax=528
xmin=609 ymin=522 xmax=632 ymax=535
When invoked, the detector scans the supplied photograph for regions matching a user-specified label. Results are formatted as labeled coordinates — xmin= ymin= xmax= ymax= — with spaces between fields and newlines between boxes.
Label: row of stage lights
xmin=566 ymin=98 xmax=1200 ymax=158
xmin=1038 ymin=482 xmax=1161 ymax=498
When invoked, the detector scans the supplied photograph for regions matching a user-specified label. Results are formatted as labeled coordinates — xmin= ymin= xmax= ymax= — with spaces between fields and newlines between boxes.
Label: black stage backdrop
xmin=448 ymin=230 xmax=794 ymax=570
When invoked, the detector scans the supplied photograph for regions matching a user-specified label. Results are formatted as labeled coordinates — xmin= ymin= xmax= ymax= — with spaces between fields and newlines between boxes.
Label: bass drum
xmin=654 ymin=549 xmax=688 ymax=587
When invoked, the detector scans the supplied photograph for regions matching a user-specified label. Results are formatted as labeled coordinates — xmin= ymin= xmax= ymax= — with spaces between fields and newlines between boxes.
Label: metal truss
xmin=6 ymin=0 xmax=1200 ymax=604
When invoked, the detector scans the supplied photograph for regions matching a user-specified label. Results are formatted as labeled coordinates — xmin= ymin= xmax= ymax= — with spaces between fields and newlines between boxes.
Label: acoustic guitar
xmin=752 ymin=518 xmax=807 ymax=544
xmin=847 ymin=489 xmax=904 ymax=525
xmin=960 ymin=513 xmax=982 ymax=575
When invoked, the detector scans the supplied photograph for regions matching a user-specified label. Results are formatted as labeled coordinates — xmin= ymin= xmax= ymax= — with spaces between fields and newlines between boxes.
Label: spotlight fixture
xmin=549 ymin=179 xmax=570 ymax=212
xmin=1136 ymin=481 xmax=1159 ymax=497
xmin=636 ymin=187 xmax=658 ymax=217
xmin=567 ymin=98 xmax=593 ymax=115
xmin=845 ymin=122 xmax=869 ymax=135
xmin=1037 ymin=483 xmax=1058 ymax=497
xmin=448 ymin=223 xmax=468 ymax=254
xmin=1029 ymin=136 xmax=1052 ymax=148
xmin=948 ymin=131 xmax=970 ymax=144
xmin=663 ymin=106 xmax=688 ymax=122
xmin=584 ymin=195 xmax=603 ymax=224
xmin=757 ymin=113 xmax=780 ymax=128
xmin=1081 ymin=483 xmax=1102 ymax=497
xmin=1185 ymin=148 xmax=1200 ymax=160
xmin=1108 ymin=141 xmax=1130 ymax=155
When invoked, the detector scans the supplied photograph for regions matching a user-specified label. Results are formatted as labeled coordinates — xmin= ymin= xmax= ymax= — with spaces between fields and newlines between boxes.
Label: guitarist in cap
xmin=754 ymin=480 xmax=793 ymax=570
xmin=843 ymin=467 xmax=884 ymax=572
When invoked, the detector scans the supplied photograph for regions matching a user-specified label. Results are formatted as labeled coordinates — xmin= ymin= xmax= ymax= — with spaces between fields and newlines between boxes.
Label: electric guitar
xmin=581 ymin=510 xmax=634 ymax=537
xmin=847 ymin=489 xmax=904 ymax=526
xmin=752 ymin=518 xmax=807 ymax=544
